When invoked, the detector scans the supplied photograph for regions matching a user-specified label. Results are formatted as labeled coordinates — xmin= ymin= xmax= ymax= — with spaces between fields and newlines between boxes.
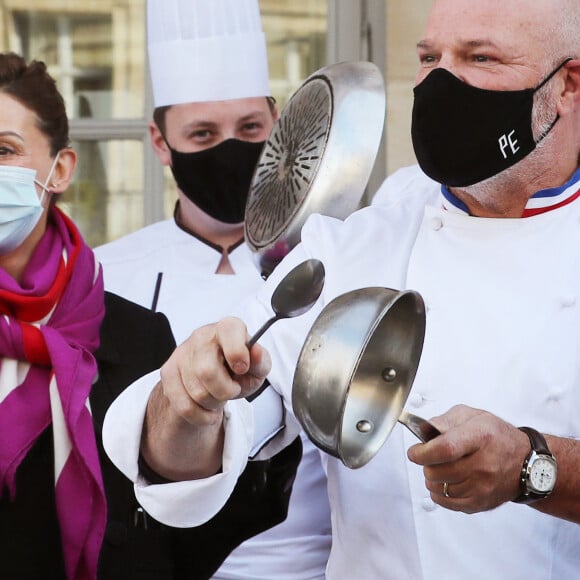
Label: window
xmin=4 ymin=1 xmax=149 ymax=246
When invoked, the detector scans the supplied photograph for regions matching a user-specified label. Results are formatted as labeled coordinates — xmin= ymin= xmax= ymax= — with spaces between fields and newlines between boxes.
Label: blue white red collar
xmin=440 ymin=166 xmax=580 ymax=217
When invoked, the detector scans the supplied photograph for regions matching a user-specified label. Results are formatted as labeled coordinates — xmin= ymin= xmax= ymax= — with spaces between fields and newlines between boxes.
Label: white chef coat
xmin=95 ymin=218 xmax=265 ymax=344
xmin=104 ymin=166 xmax=580 ymax=579
xmin=95 ymin=217 xmax=332 ymax=580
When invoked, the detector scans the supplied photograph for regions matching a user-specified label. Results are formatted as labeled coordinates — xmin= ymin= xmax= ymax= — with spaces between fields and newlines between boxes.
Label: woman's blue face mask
xmin=0 ymin=153 xmax=59 ymax=254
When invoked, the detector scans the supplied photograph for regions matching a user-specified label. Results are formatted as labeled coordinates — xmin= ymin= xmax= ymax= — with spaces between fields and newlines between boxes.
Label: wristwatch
xmin=512 ymin=426 xmax=557 ymax=504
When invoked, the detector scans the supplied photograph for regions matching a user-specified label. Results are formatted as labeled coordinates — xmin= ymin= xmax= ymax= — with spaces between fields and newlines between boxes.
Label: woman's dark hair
xmin=0 ymin=52 xmax=69 ymax=156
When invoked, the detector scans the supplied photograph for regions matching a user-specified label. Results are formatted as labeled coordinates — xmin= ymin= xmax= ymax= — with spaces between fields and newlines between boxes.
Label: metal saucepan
xmin=245 ymin=61 xmax=386 ymax=278
xmin=292 ymin=287 xmax=440 ymax=469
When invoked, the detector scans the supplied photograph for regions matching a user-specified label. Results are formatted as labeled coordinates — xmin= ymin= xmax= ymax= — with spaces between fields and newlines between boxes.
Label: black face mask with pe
xmin=411 ymin=59 xmax=571 ymax=187
xmin=168 ymin=138 xmax=265 ymax=224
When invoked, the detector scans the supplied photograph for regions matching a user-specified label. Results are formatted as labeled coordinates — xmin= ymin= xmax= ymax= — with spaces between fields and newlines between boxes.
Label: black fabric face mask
xmin=168 ymin=138 xmax=265 ymax=224
xmin=411 ymin=59 xmax=571 ymax=187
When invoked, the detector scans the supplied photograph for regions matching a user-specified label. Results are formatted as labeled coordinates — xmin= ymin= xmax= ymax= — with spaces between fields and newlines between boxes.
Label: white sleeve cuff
xmin=102 ymin=369 xmax=255 ymax=527
xmin=134 ymin=399 xmax=254 ymax=526
xmin=102 ymin=369 xmax=160 ymax=481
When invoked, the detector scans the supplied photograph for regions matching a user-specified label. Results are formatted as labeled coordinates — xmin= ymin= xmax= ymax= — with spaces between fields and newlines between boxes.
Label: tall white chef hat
xmin=147 ymin=0 xmax=271 ymax=107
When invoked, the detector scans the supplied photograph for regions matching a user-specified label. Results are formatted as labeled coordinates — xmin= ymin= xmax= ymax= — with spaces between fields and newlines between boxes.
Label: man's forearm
xmin=140 ymin=382 xmax=225 ymax=481
xmin=531 ymin=435 xmax=580 ymax=523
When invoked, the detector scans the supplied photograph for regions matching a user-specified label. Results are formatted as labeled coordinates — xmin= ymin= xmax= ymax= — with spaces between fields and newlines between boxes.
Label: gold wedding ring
xmin=443 ymin=481 xmax=450 ymax=498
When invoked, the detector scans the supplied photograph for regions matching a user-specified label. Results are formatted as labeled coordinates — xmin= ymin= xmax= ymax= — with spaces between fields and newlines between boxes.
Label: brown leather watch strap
xmin=512 ymin=426 xmax=554 ymax=504
xmin=518 ymin=426 xmax=551 ymax=455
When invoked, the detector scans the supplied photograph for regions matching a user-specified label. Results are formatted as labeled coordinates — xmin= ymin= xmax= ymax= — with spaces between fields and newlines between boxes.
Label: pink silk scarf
xmin=0 ymin=207 xmax=106 ymax=580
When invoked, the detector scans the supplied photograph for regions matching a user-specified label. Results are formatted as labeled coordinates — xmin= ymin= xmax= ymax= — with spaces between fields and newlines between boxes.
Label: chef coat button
xmin=408 ymin=393 xmax=425 ymax=408
xmin=546 ymin=385 xmax=565 ymax=402
xmin=422 ymin=497 xmax=437 ymax=511
xmin=559 ymin=295 xmax=576 ymax=308
xmin=430 ymin=217 xmax=444 ymax=231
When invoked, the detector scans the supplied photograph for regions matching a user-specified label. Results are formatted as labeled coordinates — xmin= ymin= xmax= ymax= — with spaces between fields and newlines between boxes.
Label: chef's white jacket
xmin=104 ymin=167 xmax=580 ymax=579
xmin=95 ymin=219 xmax=265 ymax=344
xmin=96 ymin=218 xmax=332 ymax=580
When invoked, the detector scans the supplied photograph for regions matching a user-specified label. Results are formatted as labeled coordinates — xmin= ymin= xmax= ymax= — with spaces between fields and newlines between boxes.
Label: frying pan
xmin=292 ymin=287 xmax=440 ymax=469
xmin=244 ymin=61 xmax=385 ymax=278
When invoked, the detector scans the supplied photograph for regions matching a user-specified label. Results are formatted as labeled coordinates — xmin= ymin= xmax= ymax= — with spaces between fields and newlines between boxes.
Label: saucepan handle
xmin=398 ymin=409 xmax=441 ymax=442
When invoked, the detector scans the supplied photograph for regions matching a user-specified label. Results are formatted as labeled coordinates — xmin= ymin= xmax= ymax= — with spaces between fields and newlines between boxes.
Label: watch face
xmin=530 ymin=457 xmax=557 ymax=493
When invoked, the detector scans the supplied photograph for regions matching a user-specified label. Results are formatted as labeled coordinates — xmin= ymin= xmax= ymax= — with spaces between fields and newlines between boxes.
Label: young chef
xmin=95 ymin=1 xmax=331 ymax=578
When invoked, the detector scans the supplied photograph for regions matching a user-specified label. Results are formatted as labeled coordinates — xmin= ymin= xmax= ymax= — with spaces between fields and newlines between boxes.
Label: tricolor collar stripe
xmin=440 ymin=187 xmax=470 ymax=215
xmin=440 ymin=166 xmax=580 ymax=217
xmin=522 ymin=186 xmax=580 ymax=217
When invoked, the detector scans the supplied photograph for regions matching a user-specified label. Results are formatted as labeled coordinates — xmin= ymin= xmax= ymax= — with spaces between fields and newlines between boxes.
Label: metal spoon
xmin=245 ymin=259 xmax=325 ymax=402
xmin=247 ymin=258 xmax=325 ymax=348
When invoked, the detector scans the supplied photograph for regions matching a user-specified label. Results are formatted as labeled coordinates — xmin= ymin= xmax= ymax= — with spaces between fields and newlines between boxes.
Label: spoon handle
xmin=398 ymin=409 xmax=441 ymax=442
xmin=246 ymin=315 xmax=280 ymax=348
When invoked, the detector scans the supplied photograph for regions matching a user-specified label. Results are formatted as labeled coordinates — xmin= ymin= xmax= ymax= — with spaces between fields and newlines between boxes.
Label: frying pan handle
xmin=398 ymin=410 xmax=441 ymax=442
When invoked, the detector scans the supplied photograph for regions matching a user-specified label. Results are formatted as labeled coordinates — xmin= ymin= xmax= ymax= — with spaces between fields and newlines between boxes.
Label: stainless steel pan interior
xmin=292 ymin=286 xmax=433 ymax=469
